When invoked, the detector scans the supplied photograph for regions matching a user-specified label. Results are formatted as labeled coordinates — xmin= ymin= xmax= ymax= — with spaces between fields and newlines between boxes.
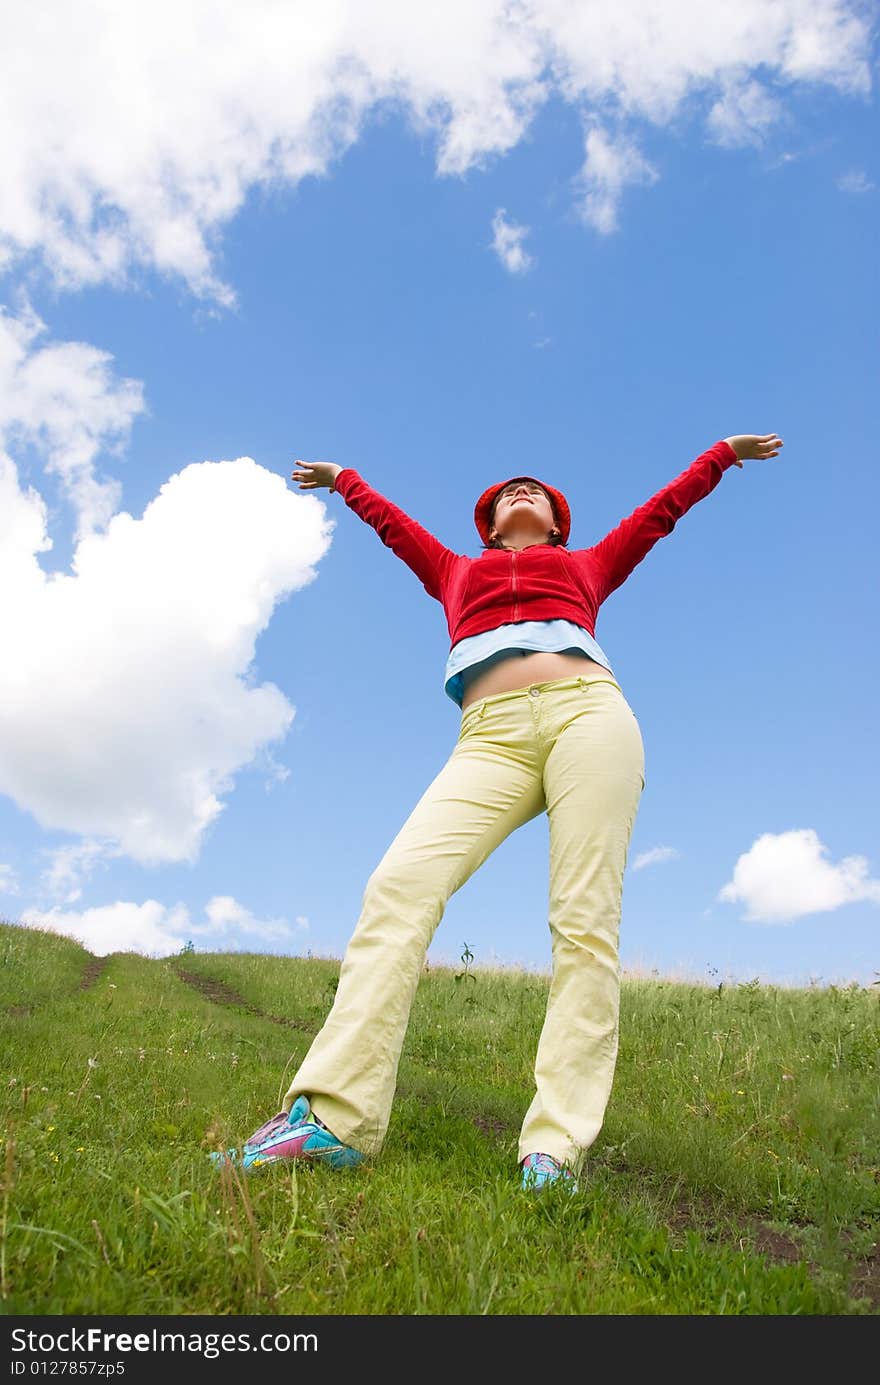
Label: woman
xmin=215 ymin=430 xmax=783 ymax=1190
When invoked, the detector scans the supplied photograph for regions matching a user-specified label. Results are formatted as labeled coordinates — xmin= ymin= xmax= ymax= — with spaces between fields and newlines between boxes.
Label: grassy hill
xmin=1 ymin=920 xmax=877 ymax=1315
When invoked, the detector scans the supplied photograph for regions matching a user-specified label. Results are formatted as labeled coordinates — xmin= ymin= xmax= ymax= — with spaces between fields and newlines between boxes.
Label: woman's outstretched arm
xmin=585 ymin=433 xmax=784 ymax=602
xmin=291 ymin=458 xmax=463 ymax=602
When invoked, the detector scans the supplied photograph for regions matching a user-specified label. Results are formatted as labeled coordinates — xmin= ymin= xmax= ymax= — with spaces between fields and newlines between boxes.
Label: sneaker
xmin=211 ymin=1095 xmax=364 ymax=1172
xmin=520 ymin=1152 xmax=578 ymax=1193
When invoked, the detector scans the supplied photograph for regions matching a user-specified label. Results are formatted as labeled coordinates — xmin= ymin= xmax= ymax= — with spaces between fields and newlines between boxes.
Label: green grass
xmin=1 ymin=920 xmax=877 ymax=1315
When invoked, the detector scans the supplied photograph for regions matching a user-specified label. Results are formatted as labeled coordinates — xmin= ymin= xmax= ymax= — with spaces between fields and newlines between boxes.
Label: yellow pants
xmin=283 ymin=674 xmax=645 ymax=1166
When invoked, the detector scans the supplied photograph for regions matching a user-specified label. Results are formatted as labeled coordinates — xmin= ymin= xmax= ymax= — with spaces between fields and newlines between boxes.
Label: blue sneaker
xmin=211 ymin=1095 xmax=364 ymax=1172
xmin=520 ymin=1152 xmax=578 ymax=1193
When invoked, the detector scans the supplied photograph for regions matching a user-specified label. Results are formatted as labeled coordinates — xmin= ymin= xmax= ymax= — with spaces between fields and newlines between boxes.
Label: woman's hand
xmin=291 ymin=460 xmax=343 ymax=491
xmin=723 ymin=433 xmax=784 ymax=468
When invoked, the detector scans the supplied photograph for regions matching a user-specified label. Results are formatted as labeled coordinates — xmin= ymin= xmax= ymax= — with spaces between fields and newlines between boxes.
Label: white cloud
xmin=0 ymin=865 xmax=20 ymax=896
xmin=491 ymin=209 xmax=534 ymax=274
xmin=0 ymin=2 xmax=870 ymax=296
xmin=193 ymin=894 xmax=304 ymax=945
xmin=837 ymin=169 xmax=875 ymax=193
xmin=0 ymin=451 xmax=333 ymax=864
xmin=0 ymin=305 xmax=144 ymax=538
xmin=19 ymin=894 xmax=304 ymax=957
xmin=21 ymin=900 xmax=190 ymax=958
xmin=41 ymin=840 xmax=112 ymax=904
xmin=573 ymin=127 xmax=659 ymax=233
xmin=707 ymin=78 xmax=783 ymax=148
xmin=718 ymin=829 xmax=880 ymax=923
xmin=632 ymin=845 xmax=680 ymax=870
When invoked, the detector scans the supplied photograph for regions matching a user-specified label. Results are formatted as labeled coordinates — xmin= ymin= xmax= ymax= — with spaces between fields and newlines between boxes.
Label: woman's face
xmin=490 ymin=480 xmax=556 ymax=543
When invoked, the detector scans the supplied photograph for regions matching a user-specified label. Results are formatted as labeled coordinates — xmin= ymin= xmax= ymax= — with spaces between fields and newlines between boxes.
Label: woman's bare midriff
xmin=460 ymin=651 xmax=615 ymax=712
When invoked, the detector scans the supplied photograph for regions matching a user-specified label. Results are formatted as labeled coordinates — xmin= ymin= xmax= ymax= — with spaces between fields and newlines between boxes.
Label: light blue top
xmin=444 ymin=619 xmax=614 ymax=707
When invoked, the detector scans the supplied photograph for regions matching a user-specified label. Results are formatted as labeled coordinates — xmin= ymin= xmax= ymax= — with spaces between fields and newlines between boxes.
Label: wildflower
xmin=87 ymin=1058 xmax=98 ymax=1070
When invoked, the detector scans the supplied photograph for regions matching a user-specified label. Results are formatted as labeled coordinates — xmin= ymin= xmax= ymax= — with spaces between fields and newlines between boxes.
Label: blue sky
xmin=0 ymin=3 xmax=877 ymax=987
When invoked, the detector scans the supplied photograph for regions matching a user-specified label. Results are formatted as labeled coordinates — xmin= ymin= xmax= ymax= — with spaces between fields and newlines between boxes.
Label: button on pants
xmin=283 ymin=674 xmax=645 ymax=1166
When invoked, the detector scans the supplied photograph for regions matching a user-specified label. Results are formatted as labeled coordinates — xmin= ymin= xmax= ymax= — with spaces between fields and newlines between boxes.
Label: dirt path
xmin=79 ymin=956 xmax=108 ymax=990
xmin=173 ymin=965 xmax=315 ymax=1034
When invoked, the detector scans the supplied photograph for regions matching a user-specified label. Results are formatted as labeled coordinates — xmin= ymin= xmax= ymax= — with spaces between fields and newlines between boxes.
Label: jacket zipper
xmin=511 ymin=551 xmax=520 ymax=622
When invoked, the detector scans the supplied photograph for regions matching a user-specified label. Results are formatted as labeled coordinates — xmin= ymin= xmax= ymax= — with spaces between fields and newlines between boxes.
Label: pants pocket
xmin=458 ymin=701 xmax=487 ymax=738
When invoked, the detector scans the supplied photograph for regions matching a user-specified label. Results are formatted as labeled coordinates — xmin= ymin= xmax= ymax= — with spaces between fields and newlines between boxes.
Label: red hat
xmin=474 ymin=475 xmax=571 ymax=546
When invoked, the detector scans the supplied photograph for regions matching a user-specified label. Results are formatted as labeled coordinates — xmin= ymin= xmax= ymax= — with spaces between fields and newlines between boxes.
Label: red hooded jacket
xmin=331 ymin=439 xmax=738 ymax=648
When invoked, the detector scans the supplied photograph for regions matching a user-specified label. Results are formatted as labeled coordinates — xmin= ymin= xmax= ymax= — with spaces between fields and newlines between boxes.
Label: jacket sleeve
xmin=585 ymin=440 xmax=739 ymax=603
xmin=332 ymin=468 xmax=461 ymax=602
